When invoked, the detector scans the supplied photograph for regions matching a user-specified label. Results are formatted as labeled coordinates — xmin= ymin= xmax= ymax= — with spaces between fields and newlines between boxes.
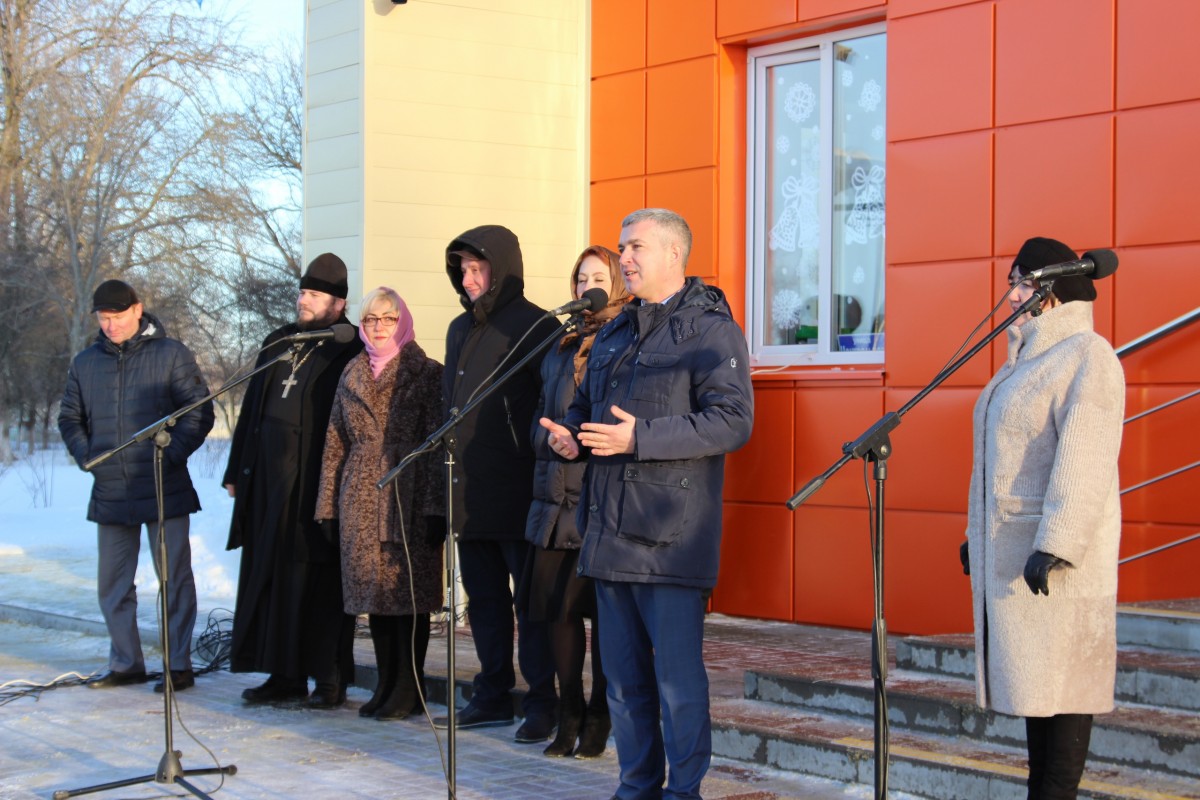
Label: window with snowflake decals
xmin=746 ymin=26 xmax=885 ymax=366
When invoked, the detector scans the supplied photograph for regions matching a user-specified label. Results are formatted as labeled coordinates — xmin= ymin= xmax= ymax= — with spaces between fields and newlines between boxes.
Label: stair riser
xmin=1117 ymin=615 xmax=1200 ymax=653
xmin=713 ymin=725 xmax=1139 ymax=800
xmin=751 ymin=674 xmax=1200 ymax=779
xmin=899 ymin=642 xmax=1200 ymax=712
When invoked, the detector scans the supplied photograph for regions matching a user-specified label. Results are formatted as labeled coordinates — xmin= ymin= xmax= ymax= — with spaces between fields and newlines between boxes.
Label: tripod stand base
xmin=52 ymin=751 xmax=237 ymax=800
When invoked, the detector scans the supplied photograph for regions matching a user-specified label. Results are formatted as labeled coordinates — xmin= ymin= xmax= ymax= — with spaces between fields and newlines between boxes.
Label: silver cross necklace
xmin=281 ymin=342 xmax=321 ymax=399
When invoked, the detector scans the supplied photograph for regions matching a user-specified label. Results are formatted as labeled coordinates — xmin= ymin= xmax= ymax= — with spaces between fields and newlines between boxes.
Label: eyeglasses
xmin=362 ymin=315 xmax=399 ymax=328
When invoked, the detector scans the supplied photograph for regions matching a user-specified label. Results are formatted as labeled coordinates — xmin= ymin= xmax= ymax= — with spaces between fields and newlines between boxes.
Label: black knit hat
xmin=300 ymin=253 xmax=349 ymax=299
xmin=92 ymin=279 xmax=140 ymax=312
xmin=1013 ymin=236 xmax=1096 ymax=303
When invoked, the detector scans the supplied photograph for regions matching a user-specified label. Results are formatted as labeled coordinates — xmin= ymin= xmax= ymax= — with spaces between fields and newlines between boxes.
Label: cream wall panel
xmin=308 ymin=30 xmax=359 ymax=75
xmin=306 ymin=201 xmax=362 ymax=241
xmin=371 ymin=134 xmax=576 ymax=180
xmin=309 ymin=65 xmax=362 ymax=108
xmin=306 ymin=134 xmax=361 ymax=174
xmin=307 ymin=168 xmax=363 ymax=208
xmin=309 ymin=98 xmax=362 ymax=140
xmin=309 ymin=0 xmax=359 ymax=43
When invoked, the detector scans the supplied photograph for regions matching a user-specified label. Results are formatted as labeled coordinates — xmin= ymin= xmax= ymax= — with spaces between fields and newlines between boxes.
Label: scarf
xmin=359 ymin=296 xmax=416 ymax=378
xmin=560 ymin=295 xmax=632 ymax=387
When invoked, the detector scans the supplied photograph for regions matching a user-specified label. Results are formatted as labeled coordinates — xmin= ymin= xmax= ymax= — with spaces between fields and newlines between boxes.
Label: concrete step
xmin=897 ymin=633 xmax=1200 ymax=712
xmin=711 ymin=696 xmax=1200 ymax=800
xmin=747 ymin=666 xmax=1200 ymax=781
xmin=1117 ymin=601 xmax=1200 ymax=653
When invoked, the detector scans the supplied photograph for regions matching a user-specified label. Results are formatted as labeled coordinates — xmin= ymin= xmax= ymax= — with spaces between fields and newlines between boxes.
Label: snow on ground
xmin=0 ymin=441 xmax=241 ymax=629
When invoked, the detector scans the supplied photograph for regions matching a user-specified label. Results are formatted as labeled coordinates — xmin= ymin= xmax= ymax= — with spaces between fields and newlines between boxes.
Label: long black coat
xmin=222 ymin=315 xmax=363 ymax=562
xmin=58 ymin=313 xmax=214 ymax=526
xmin=443 ymin=225 xmax=559 ymax=540
xmin=525 ymin=337 xmax=586 ymax=550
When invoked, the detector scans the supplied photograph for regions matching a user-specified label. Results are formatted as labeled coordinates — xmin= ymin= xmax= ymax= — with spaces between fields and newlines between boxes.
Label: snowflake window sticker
xmin=772 ymin=288 xmax=805 ymax=332
xmin=785 ymin=82 xmax=816 ymax=123
xmin=776 ymin=135 xmax=790 ymax=154
xmin=841 ymin=69 xmax=854 ymax=87
xmin=858 ymin=79 xmax=882 ymax=113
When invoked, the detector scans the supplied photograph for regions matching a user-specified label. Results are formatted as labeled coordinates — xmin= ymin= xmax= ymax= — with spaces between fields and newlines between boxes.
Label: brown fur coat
xmin=316 ymin=342 xmax=445 ymax=615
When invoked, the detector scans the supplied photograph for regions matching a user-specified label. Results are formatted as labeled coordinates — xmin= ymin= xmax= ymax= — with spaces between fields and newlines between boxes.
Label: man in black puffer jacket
xmin=59 ymin=280 xmax=214 ymax=693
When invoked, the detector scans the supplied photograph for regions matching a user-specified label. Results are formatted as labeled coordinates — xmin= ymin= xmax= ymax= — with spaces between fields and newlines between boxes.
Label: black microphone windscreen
xmin=1083 ymin=249 xmax=1118 ymax=280
xmin=332 ymin=323 xmax=357 ymax=343
xmin=582 ymin=287 xmax=609 ymax=310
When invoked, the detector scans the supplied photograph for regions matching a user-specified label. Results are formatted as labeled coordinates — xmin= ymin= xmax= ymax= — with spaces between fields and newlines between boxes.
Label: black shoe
xmin=432 ymin=701 xmax=514 ymax=730
xmin=154 ymin=670 xmax=195 ymax=693
xmin=574 ymin=710 xmax=611 ymax=758
xmin=87 ymin=669 xmax=149 ymax=689
xmin=242 ymin=676 xmax=308 ymax=704
xmin=514 ymin=712 xmax=557 ymax=744
xmin=306 ymin=682 xmax=346 ymax=709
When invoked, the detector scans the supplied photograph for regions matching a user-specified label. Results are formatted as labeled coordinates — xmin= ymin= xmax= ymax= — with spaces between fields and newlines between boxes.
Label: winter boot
xmin=543 ymin=686 xmax=585 ymax=757
xmin=375 ymin=614 xmax=421 ymax=721
xmin=574 ymin=697 xmax=611 ymax=759
xmin=361 ymin=615 xmax=398 ymax=718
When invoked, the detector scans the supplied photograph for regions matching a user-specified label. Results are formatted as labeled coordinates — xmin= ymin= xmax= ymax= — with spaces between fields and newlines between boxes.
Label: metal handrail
xmin=1120 ymin=532 xmax=1200 ymax=565
xmin=1116 ymin=306 xmax=1200 ymax=358
xmin=1114 ymin=306 xmax=1200 ymax=567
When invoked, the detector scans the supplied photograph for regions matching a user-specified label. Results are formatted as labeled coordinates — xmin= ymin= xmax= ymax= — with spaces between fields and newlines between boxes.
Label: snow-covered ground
xmin=0 ymin=440 xmax=241 ymax=630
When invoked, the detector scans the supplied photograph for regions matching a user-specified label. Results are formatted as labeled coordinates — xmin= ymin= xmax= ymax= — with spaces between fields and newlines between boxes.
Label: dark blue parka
xmin=563 ymin=277 xmax=754 ymax=588
xmin=58 ymin=313 xmax=215 ymax=526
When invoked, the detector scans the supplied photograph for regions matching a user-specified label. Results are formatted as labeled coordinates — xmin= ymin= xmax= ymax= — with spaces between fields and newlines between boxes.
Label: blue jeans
xmin=596 ymin=580 xmax=710 ymax=800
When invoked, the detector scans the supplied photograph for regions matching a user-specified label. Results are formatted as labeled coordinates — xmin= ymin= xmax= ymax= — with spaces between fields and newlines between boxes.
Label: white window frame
xmin=745 ymin=22 xmax=887 ymax=368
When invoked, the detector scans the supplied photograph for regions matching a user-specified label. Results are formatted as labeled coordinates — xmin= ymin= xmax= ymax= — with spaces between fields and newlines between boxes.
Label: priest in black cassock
xmin=223 ymin=253 xmax=364 ymax=708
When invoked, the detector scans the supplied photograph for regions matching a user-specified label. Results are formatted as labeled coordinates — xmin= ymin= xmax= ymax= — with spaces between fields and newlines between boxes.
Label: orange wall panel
xmin=887 ymin=132 xmax=993 ymax=265
xmin=797 ymin=0 xmax=886 ymax=25
xmin=995 ymin=0 xmax=1114 ymax=126
xmin=648 ymin=0 xmax=717 ymax=66
xmin=717 ymin=0 xmax=797 ymax=38
xmin=793 ymin=385 xmax=886 ymax=508
xmin=1115 ymin=243 xmax=1200 ymax=385
xmin=590 ymin=178 xmax=646 ymax=248
xmin=591 ymin=72 xmax=647 ymax=181
xmin=647 ymin=168 xmax=717 ymax=282
xmin=1115 ymin=102 xmax=1200 ymax=246
xmin=1118 ymin=523 xmax=1200 ymax=601
xmin=726 ymin=386 xmax=795 ymax=504
xmin=884 ymin=387 xmax=975 ymax=514
xmin=888 ymin=0 xmax=978 ymax=17
xmin=883 ymin=509 xmax=973 ymax=634
xmin=1119 ymin=384 xmax=1200 ymax=527
xmin=1117 ymin=0 xmax=1200 ymax=109
xmin=592 ymin=0 xmax=646 ymax=77
xmin=995 ymin=116 xmax=1115 ymax=256
xmin=885 ymin=260 xmax=996 ymax=389
xmin=716 ymin=502 xmax=795 ymax=620
xmin=647 ymin=58 xmax=719 ymax=174
xmin=793 ymin=505 xmax=877 ymax=628
xmin=887 ymin=4 xmax=993 ymax=141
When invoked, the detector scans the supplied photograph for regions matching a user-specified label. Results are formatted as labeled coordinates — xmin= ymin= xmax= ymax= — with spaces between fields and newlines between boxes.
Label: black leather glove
xmin=1023 ymin=550 xmax=1066 ymax=595
xmin=424 ymin=516 xmax=447 ymax=548
xmin=959 ymin=541 xmax=970 ymax=575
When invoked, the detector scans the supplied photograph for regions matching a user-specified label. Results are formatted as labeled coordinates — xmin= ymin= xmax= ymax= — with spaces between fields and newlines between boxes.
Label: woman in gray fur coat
xmin=962 ymin=237 xmax=1125 ymax=800
xmin=316 ymin=287 xmax=445 ymax=720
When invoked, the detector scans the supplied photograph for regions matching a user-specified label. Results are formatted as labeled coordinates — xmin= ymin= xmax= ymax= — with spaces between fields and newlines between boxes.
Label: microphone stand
xmin=55 ymin=343 xmax=308 ymax=799
xmin=378 ymin=313 xmax=580 ymax=800
xmin=785 ymin=285 xmax=1052 ymax=800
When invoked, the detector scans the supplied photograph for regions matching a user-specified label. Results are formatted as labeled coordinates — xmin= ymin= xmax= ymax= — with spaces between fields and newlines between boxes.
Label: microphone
xmin=1025 ymin=249 xmax=1119 ymax=282
xmin=546 ymin=287 xmax=608 ymax=317
xmin=284 ymin=323 xmax=357 ymax=343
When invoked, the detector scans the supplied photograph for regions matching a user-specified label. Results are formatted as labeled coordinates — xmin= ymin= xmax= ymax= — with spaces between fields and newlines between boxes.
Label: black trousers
xmin=1025 ymin=713 xmax=1093 ymax=800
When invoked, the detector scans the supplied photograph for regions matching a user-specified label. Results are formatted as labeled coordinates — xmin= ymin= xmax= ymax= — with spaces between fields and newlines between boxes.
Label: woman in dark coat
xmin=316 ymin=287 xmax=445 ymax=720
xmin=522 ymin=245 xmax=630 ymax=757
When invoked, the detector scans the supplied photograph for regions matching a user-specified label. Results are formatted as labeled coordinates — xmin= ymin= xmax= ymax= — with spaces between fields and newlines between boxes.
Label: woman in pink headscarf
xmin=316 ymin=287 xmax=445 ymax=720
